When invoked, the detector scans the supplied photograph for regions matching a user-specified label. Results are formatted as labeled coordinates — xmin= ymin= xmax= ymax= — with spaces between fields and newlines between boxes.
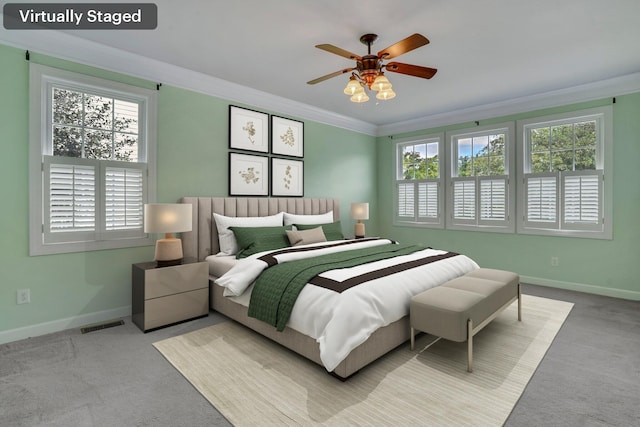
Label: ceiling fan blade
xmin=377 ymin=34 xmax=430 ymax=59
xmin=307 ymin=68 xmax=354 ymax=85
xmin=315 ymin=44 xmax=362 ymax=60
xmin=385 ymin=62 xmax=438 ymax=79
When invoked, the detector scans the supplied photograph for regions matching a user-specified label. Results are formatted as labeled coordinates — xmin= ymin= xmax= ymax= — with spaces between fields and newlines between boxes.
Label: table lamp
xmin=350 ymin=202 xmax=369 ymax=238
xmin=144 ymin=203 xmax=192 ymax=267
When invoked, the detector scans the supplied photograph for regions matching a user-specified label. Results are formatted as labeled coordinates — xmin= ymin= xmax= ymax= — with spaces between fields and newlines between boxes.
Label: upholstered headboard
xmin=180 ymin=197 xmax=340 ymax=261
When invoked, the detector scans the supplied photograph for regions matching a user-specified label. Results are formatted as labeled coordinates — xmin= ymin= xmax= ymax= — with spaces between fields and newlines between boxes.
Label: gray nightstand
xmin=132 ymin=259 xmax=209 ymax=332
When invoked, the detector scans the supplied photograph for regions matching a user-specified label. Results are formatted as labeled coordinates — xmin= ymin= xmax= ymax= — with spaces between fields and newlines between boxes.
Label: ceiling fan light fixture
xmin=309 ymin=33 xmax=437 ymax=104
xmin=371 ymin=73 xmax=392 ymax=92
xmin=376 ymin=88 xmax=396 ymax=100
xmin=350 ymin=91 xmax=370 ymax=103
xmin=343 ymin=77 xmax=362 ymax=95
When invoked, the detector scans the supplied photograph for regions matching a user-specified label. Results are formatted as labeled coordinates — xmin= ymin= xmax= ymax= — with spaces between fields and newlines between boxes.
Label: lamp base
xmin=354 ymin=221 xmax=366 ymax=239
xmin=154 ymin=237 xmax=183 ymax=268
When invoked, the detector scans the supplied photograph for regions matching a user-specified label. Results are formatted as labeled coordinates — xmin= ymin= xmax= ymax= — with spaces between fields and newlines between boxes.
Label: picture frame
xmin=229 ymin=153 xmax=269 ymax=196
xmin=271 ymin=115 xmax=304 ymax=157
xmin=271 ymin=157 xmax=304 ymax=197
xmin=229 ymin=105 xmax=269 ymax=153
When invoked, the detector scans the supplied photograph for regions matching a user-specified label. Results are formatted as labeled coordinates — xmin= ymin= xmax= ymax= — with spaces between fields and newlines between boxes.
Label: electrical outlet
xmin=17 ymin=289 xmax=31 ymax=305
xmin=551 ymin=257 xmax=559 ymax=267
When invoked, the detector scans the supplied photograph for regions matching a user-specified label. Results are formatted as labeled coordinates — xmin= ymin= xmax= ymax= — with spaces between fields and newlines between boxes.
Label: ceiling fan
xmin=307 ymin=33 xmax=438 ymax=103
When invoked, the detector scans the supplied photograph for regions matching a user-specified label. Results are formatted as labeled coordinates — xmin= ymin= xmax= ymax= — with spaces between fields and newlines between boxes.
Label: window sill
xmin=30 ymin=236 xmax=154 ymax=256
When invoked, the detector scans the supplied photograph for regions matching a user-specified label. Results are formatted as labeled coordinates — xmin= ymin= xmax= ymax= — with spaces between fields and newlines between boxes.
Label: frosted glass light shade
xmin=343 ymin=78 xmax=362 ymax=95
xmin=371 ymin=74 xmax=392 ymax=91
xmin=376 ymin=88 xmax=396 ymax=100
xmin=350 ymin=91 xmax=369 ymax=103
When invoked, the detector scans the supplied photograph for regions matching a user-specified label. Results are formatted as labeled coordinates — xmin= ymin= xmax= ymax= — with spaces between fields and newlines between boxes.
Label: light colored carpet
xmin=153 ymin=295 xmax=573 ymax=426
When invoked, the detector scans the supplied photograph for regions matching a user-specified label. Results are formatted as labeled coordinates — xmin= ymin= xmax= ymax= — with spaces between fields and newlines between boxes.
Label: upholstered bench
xmin=410 ymin=268 xmax=521 ymax=372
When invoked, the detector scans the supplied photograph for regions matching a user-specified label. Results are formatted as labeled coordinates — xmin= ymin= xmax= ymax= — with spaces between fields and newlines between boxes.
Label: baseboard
xmin=2 ymin=276 xmax=637 ymax=346
xmin=0 ymin=305 xmax=131 ymax=345
xmin=521 ymin=276 xmax=640 ymax=301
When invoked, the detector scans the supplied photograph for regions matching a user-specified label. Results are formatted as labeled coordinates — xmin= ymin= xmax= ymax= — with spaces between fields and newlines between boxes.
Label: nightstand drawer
xmin=143 ymin=288 xmax=209 ymax=330
xmin=132 ymin=260 xmax=209 ymax=332
xmin=144 ymin=262 xmax=208 ymax=299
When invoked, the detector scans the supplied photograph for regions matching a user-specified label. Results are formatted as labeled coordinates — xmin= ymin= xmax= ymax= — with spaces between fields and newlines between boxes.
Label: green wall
xmin=2 ymin=38 xmax=638 ymax=341
xmin=376 ymin=96 xmax=640 ymax=299
xmin=156 ymin=85 xmax=378 ymax=215
xmin=0 ymin=43 xmax=377 ymax=336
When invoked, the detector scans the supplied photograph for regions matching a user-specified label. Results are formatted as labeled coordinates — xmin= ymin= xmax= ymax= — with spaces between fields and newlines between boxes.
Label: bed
xmin=180 ymin=197 xmax=478 ymax=379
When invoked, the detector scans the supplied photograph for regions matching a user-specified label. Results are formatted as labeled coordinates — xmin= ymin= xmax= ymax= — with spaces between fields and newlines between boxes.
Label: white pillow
xmin=213 ymin=212 xmax=283 ymax=255
xmin=283 ymin=210 xmax=334 ymax=226
xmin=215 ymin=256 xmax=268 ymax=296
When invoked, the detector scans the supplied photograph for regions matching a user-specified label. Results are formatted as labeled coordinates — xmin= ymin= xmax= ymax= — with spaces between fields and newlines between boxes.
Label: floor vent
xmin=81 ymin=320 xmax=124 ymax=334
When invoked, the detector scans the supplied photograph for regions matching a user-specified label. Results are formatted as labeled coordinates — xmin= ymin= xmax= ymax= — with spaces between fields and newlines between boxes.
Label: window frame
xmin=29 ymin=63 xmax=157 ymax=256
xmin=393 ymin=133 xmax=445 ymax=228
xmin=445 ymin=122 xmax=516 ymax=233
xmin=516 ymin=106 xmax=612 ymax=239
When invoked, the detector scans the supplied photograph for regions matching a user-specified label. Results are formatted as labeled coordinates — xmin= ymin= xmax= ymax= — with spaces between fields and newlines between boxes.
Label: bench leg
xmin=518 ymin=283 xmax=522 ymax=321
xmin=467 ymin=318 xmax=473 ymax=373
xmin=410 ymin=327 xmax=415 ymax=350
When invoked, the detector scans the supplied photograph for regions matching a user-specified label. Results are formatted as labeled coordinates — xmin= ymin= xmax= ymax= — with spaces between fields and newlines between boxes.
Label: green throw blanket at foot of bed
xmin=248 ymin=243 xmax=430 ymax=331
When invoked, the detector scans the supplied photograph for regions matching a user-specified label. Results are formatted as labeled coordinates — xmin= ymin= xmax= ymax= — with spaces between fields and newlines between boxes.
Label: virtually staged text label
xmin=3 ymin=3 xmax=157 ymax=29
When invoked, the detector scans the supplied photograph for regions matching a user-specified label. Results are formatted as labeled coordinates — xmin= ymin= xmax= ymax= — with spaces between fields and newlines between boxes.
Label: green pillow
xmin=295 ymin=221 xmax=343 ymax=241
xmin=229 ymin=225 xmax=292 ymax=258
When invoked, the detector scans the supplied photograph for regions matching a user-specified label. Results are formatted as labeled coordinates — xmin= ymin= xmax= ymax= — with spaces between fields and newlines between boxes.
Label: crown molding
xmin=2 ymin=29 xmax=639 ymax=139
xmin=0 ymin=29 xmax=378 ymax=136
xmin=377 ymin=72 xmax=640 ymax=136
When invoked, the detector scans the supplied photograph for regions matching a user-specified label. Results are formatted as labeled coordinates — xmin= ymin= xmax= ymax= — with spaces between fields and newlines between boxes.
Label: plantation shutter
xmin=524 ymin=173 xmax=558 ymax=229
xmin=562 ymin=170 xmax=602 ymax=231
xmin=524 ymin=171 xmax=602 ymax=231
xmin=479 ymin=176 xmax=508 ymax=225
xmin=452 ymin=178 xmax=475 ymax=223
xmin=417 ymin=181 xmax=438 ymax=221
xmin=397 ymin=181 xmax=439 ymax=223
xmin=104 ymin=164 xmax=145 ymax=232
xmin=396 ymin=180 xmax=440 ymax=223
xmin=43 ymin=156 xmax=146 ymax=244
xmin=396 ymin=182 xmax=415 ymax=220
xmin=44 ymin=156 xmax=96 ymax=243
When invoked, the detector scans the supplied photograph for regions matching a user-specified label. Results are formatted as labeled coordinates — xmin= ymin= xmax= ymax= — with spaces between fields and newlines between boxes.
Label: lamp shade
xmin=350 ymin=203 xmax=369 ymax=220
xmin=144 ymin=204 xmax=192 ymax=234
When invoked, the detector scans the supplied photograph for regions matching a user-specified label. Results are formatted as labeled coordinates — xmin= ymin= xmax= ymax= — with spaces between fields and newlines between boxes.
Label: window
xmin=29 ymin=63 xmax=157 ymax=255
xmin=446 ymin=123 xmax=515 ymax=232
xmin=394 ymin=135 xmax=444 ymax=227
xmin=517 ymin=106 xmax=612 ymax=239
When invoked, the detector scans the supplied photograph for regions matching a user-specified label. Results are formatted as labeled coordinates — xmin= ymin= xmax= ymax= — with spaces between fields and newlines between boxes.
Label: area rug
xmin=153 ymin=295 xmax=573 ymax=426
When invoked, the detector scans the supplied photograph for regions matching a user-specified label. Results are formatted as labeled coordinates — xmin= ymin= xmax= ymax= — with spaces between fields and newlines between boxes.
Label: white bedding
xmin=205 ymin=254 xmax=238 ymax=278
xmin=215 ymin=239 xmax=479 ymax=372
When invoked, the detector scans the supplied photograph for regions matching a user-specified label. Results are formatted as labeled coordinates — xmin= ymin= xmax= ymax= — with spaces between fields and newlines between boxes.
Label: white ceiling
xmin=3 ymin=0 xmax=640 ymax=132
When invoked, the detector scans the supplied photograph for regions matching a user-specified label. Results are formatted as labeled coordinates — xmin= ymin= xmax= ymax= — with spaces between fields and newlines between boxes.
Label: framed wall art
xmin=271 ymin=115 xmax=304 ymax=158
xmin=229 ymin=105 xmax=269 ymax=153
xmin=229 ymin=153 xmax=269 ymax=196
xmin=271 ymin=157 xmax=303 ymax=197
